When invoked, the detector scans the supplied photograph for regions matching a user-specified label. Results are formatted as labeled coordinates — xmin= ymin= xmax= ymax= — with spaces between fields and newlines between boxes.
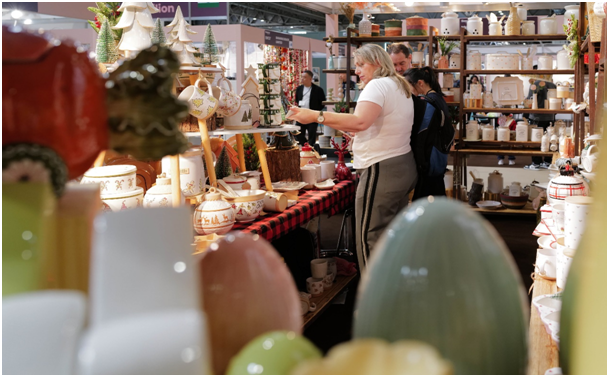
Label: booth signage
xmin=264 ymin=30 xmax=293 ymax=48
xmin=152 ymin=2 xmax=228 ymax=18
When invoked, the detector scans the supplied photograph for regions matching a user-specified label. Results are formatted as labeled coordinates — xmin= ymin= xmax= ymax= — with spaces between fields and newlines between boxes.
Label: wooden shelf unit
xmin=435 ymin=68 xmax=461 ymax=73
xmin=457 ymin=148 xmax=554 ymax=156
xmin=322 ymin=69 xmax=355 ymax=74
xmin=472 ymin=201 xmax=537 ymax=216
xmin=326 ymin=35 xmax=430 ymax=44
xmin=464 ymin=34 xmax=567 ymax=42
xmin=303 ymin=274 xmax=358 ymax=328
xmin=463 ymin=70 xmax=574 ymax=75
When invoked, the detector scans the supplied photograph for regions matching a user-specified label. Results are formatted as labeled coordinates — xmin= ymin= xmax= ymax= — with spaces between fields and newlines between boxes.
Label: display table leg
xmin=253 ymin=133 xmax=273 ymax=192
xmin=236 ymin=134 xmax=247 ymax=173
xmin=198 ymin=119 xmax=217 ymax=188
xmin=169 ymin=155 xmax=182 ymax=206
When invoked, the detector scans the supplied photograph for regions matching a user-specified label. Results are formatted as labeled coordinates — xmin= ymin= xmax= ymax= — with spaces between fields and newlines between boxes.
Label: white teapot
xmin=193 ymin=187 xmax=235 ymax=235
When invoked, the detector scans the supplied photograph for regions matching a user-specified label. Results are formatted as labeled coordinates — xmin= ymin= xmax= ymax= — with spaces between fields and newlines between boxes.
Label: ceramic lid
xmin=468 ymin=15 xmax=482 ymax=21
xmin=489 ymin=170 xmax=502 ymax=177
xmin=442 ymin=12 xmax=458 ymax=18
xmin=301 ymin=143 xmax=313 ymax=152
xmin=204 ymin=187 xmax=223 ymax=201
xmin=147 ymin=175 xmax=173 ymax=195
xmin=84 ymin=165 xmax=136 ymax=178
xmin=224 ymin=174 xmax=247 ymax=184
xmin=101 ymin=186 xmax=144 ymax=199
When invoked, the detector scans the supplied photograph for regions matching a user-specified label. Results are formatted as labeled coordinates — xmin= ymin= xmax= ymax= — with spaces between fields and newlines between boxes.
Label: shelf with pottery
xmin=327 ymin=35 xmax=430 ymax=44
xmin=472 ymin=201 xmax=536 ymax=216
xmin=457 ymin=148 xmax=554 ymax=157
xmin=434 ymin=68 xmax=460 ymax=73
xmin=463 ymin=70 xmax=574 ymax=75
xmin=303 ymin=274 xmax=358 ymax=328
xmin=463 ymin=108 xmax=575 ymax=115
xmin=186 ymin=125 xmax=299 ymax=137
xmin=464 ymin=34 xmax=568 ymax=42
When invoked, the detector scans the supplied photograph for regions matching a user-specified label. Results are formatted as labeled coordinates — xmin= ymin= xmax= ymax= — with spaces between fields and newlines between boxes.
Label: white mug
xmin=321 ymin=161 xmax=335 ymax=180
xmin=299 ymin=292 xmax=316 ymax=315
xmin=310 ymin=258 xmax=328 ymax=279
xmin=582 ymin=154 xmax=598 ymax=172
xmin=306 ymin=277 xmax=324 ymax=297
xmin=556 ymin=238 xmax=575 ymax=289
xmin=552 ymin=203 xmax=565 ymax=232
xmin=246 ymin=177 xmax=260 ymax=190
xmin=311 ymin=164 xmax=322 ymax=182
xmin=178 ymin=79 xmax=219 ymax=120
xmin=323 ymin=272 xmax=334 ymax=288
xmin=263 ymin=192 xmax=287 ymax=212
xmin=536 ymin=248 xmax=557 ymax=278
xmin=301 ymin=166 xmax=317 ymax=189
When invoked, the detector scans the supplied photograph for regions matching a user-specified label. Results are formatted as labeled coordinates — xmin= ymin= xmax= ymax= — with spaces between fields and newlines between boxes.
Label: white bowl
xmin=537 ymin=235 xmax=557 ymax=250
xmin=101 ymin=187 xmax=144 ymax=212
xmin=82 ymin=165 xmax=137 ymax=195
xmin=476 ymin=200 xmax=501 ymax=210
xmin=222 ymin=190 xmax=266 ymax=222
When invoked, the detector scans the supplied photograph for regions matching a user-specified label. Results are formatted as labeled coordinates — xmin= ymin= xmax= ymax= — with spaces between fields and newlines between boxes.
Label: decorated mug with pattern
xmin=177 ymin=79 xmax=219 ymax=120
xmin=306 ymin=277 xmax=324 ymax=297
xmin=212 ymin=77 xmax=242 ymax=117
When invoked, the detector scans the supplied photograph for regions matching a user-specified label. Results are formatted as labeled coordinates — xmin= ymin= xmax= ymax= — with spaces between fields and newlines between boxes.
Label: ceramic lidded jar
xmin=449 ymin=54 xmax=461 ymax=68
xmin=488 ymin=170 xmax=503 ymax=194
xmin=466 ymin=15 xmax=483 ymax=35
xmin=441 ymin=12 xmax=460 ymax=35
xmin=563 ymin=5 xmax=580 ymax=34
xmin=557 ymin=49 xmax=570 ymax=69
xmin=193 ymin=187 xmax=235 ymax=235
xmin=538 ymin=55 xmax=553 ymax=70
xmin=300 ymin=143 xmax=320 ymax=166
xmin=522 ymin=20 xmax=535 ymax=35
xmin=466 ymin=50 xmax=482 ymax=70
xmin=482 ymin=125 xmax=495 ymax=141
xmin=466 ymin=120 xmax=480 ymax=141
xmin=547 ymin=167 xmax=588 ymax=204
xmin=540 ymin=16 xmax=557 ymax=35
xmin=161 ymin=147 xmax=206 ymax=197
xmin=489 ymin=22 xmax=502 ymax=36
xmin=143 ymin=174 xmax=185 ymax=208
xmin=222 ymin=174 xmax=248 ymax=191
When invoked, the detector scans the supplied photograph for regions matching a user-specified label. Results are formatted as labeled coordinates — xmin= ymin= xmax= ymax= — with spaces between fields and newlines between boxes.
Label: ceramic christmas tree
xmin=112 ymin=2 xmax=159 ymax=58
xmin=151 ymin=18 xmax=167 ymax=45
xmin=239 ymin=65 xmax=261 ymax=124
xmin=201 ymin=24 xmax=219 ymax=65
xmin=96 ymin=18 xmax=119 ymax=63
xmin=215 ymin=145 xmax=233 ymax=180
xmin=165 ymin=6 xmax=199 ymax=66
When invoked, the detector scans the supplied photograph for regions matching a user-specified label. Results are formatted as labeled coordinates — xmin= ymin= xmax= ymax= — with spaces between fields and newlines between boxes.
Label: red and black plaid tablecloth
xmin=232 ymin=179 xmax=357 ymax=242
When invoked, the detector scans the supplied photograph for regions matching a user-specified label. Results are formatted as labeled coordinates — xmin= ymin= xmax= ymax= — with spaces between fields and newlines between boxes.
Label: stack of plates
xmin=318 ymin=136 xmax=331 ymax=148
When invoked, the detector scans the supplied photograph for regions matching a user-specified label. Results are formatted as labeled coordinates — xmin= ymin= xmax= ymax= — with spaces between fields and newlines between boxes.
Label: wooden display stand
xmin=265 ymin=147 xmax=301 ymax=182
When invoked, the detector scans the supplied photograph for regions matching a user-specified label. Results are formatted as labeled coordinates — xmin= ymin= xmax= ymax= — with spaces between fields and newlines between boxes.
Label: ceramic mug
xmin=552 ymin=203 xmax=565 ymax=232
xmin=212 ymin=77 xmax=242 ymax=117
xmin=263 ymin=192 xmax=287 ymax=212
xmin=311 ymin=164 xmax=322 ymax=182
xmin=321 ymin=161 xmax=335 ymax=180
xmin=564 ymin=196 xmax=593 ymax=249
xmin=536 ymin=248 xmax=557 ymax=278
xmin=323 ymin=272 xmax=334 ymax=288
xmin=582 ymin=154 xmax=598 ymax=172
xmin=298 ymin=292 xmax=316 ymax=315
xmin=306 ymin=277 xmax=324 ymax=297
xmin=324 ymin=257 xmax=338 ymax=278
xmin=310 ymin=258 xmax=328 ymax=279
xmin=301 ymin=166 xmax=317 ymax=189
xmin=177 ymin=79 xmax=219 ymax=120
xmin=556 ymin=238 xmax=575 ymax=289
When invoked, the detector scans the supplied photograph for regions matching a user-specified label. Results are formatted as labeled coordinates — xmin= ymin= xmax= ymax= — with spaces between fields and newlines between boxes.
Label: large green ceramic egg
xmin=353 ymin=197 xmax=528 ymax=374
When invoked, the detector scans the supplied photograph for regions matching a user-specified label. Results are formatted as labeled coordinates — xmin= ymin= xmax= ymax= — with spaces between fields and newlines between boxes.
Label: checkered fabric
xmin=232 ymin=179 xmax=357 ymax=242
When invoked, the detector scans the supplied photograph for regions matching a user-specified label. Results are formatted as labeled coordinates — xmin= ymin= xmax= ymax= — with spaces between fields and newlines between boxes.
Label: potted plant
xmin=437 ymin=37 xmax=458 ymax=69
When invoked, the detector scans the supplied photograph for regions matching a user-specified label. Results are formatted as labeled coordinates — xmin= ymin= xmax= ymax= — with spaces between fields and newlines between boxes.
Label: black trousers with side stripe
xmin=355 ymin=152 xmax=418 ymax=273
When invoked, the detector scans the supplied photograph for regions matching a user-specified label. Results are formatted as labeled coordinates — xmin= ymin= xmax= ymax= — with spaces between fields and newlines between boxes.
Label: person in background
xmin=468 ymin=75 xmax=482 ymax=91
xmin=387 ymin=43 xmax=412 ymax=75
xmin=339 ymin=73 xmax=357 ymax=93
xmin=288 ymin=44 xmax=417 ymax=273
xmin=405 ymin=67 xmax=452 ymax=199
xmin=294 ymin=70 xmax=326 ymax=149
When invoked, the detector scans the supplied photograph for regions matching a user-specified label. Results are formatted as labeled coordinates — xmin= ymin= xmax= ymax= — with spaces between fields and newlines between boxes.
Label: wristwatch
xmin=317 ymin=110 xmax=325 ymax=123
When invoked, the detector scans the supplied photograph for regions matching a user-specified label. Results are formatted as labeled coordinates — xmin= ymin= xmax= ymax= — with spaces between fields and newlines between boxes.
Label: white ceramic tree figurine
xmin=166 ymin=6 xmax=198 ymax=66
xmin=113 ymin=2 xmax=159 ymax=58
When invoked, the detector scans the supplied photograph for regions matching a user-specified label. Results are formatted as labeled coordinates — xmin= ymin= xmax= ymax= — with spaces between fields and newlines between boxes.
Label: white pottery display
xmin=449 ymin=54 xmax=460 ymax=68
xmin=81 ymin=165 xmax=137 ymax=195
xmin=143 ymin=175 xmax=185 ymax=208
xmin=557 ymin=83 xmax=572 ymax=99
xmin=222 ymin=190 xmax=266 ymax=222
xmin=538 ymin=55 xmax=553 ymax=70
xmin=547 ymin=170 xmax=588 ymax=204
xmin=491 ymin=76 xmax=524 ymax=106
xmin=540 ymin=16 xmax=557 ymax=35
xmin=531 ymin=127 xmax=544 ymax=142
xmin=487 ymin=170 xmax=503 ymax=194
xmin=466 ymin=50 xmax=482 ymax=70
xmin=521 ymin=56 xmax=534 ymax=70
xmin=466 ymin=15 xmax=483 ymax=35
xmin=556 ymin=49 xmax=570 ymax=69
xmin=161 ymin=148 xmax=206 ymax=197
xmin=517 ymin=4 xmax=528 ymax=24
xmin=549 ymin=98 xmax=562 ymax=110
xmin=522 ymin=20 xmax=535 ymax=35
xmin=100 ymin=187 xmax=144 ymax=212
xmin=222 ymin=174 xmax=249 ymax=191
xmin=564 ymin=196 xmax=593 ymax=249
xmin=486 ymin=52 xmax=520 ymax=70
xmin=497 ymin=126 xmax=510 ymax=142
xmin=224 ymin=101 xmax=253 ymax=130
xmin=509 ymin=181 xmax=522 ymax=196
xmin=440 ymin=12 xmax=460 ymax=35
xmin=489 ymin=22 xmax=502 ymax=36
xmin=336 ymin=56 xmax=346 ymax=70
xmin=483 ymin=91 xmax=494 ymax=108
xmin=516 ymin=122 xmax=528 ymax=141
xmin=482 ymin=125 xmax=495 ymax=141
xmin=563 ymin=5 xmax=580 ymax=34
xmin=194 ymin=188 xmax=235 ymax=235
xmin=465 ymin=120 xmax=480 ymax=140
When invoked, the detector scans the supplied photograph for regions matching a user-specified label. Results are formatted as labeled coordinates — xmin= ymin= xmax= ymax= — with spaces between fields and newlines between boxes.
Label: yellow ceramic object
xmin=290 ymin=339 xmax=452 ymax=375
xmin=505 ymin=7 xmax=521 ymax=36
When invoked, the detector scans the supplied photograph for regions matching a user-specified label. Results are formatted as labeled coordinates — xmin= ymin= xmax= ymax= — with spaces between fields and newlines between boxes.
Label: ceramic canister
xmin=531 ymin=127 xmax=544 ymax=142
xmin=161 ymin=148 xmax=206 ymax=197
xmin=384 ymin=19 xmax=403 ymax=37
xmin=81 ymin=165 xmax=137 ymax=195
xmin=516 ymin=122 xmax=528 ymax=142
xmin=336 ymin=56 xmax=346 ymax=70
xmin=538 ymin=55 xmax=553 ymax=70
xmin=143 ymin=175 xmax=186 ymax=208
xmin=522 ymin=20 xmax=535 ymax=35
xmin=440 ymin=12 xmax=460 ymax=35
xmin=489 ymin=22 xmax=502 ymax=36
xmin=194 ymin=188 xmax=235 ymax=235
xmin=557 ymin=49 xmax=570 ymax=69
xmin=100 ymin=187 xmax=144 ymax=212
xmin=549 ymin=98 xmax=562 ymax=110
xmin=406 ymin=15 xmax=428 ymax=36
xmin=449 ymin=54 xmax=460 ymax=69
xmin=482 ymin=126 xmax=495 ymax=141
xmin=487 ymin=170 xmax=503 ymax=194
xmin=497 ymin=126 xmax=510 ymax=142
xmin=483 ymin=92 xmax=494 ymax=108
xmin=563 ymin=5 xmax=580 ymax=34
xmin=466 ymin=51 xmax=482 ymax=70
xmin=321 ymin=160 xmax=335 ymax=180
xmin=547 ymin=170 xmax=587 ymax=204
xmin=540 ymin=17 xmax=557 ymax=35
xmin=466 ymin=120 xmax=480 ymax=140
xmin=564 ymin=196 xmax=593 ymax=250
xmin=466 ymin=15 xmax=483 ymax=35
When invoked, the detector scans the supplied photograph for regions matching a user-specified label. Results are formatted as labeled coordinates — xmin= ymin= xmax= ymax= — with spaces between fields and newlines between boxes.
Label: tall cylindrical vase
xmin=359 ymin=13 xmax=372 ymax=38
xmin=532 ymin=93 xmax=538 ymax=109
xmin=506 ymin=6 xmax=521 ymax=36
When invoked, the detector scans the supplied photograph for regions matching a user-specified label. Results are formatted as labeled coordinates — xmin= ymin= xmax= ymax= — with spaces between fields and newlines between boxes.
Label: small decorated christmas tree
xmin=151 ymin=18 xmax=167 ymax=45
xmin=241 ymin=111 xmax=248 ymax=123
xmin=215 ymin=145 xmax=233 ymax=180
xmin=113 ymin=2 xmax=159 ymax=58
xmin=88 ymin=2 xmax=123 ymax=43
xmin=201 ymin=24 xmax=219 ymax=65
xmin=166 ymin=6 xmax=198 ymax=66
xmin=96 ymin=18 xmax=118 ymax=63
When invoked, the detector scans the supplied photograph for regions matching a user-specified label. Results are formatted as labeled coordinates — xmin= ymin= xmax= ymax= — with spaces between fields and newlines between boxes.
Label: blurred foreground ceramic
xmin=200 ymin=233 xmax=302 ymax=373
xmin=227 ymin=331 xmax=321 ymax=375
xmin=353 ymin=197 xmax=528 ymax=374
xmin=3 ymin=290 xmax=86 ymax=374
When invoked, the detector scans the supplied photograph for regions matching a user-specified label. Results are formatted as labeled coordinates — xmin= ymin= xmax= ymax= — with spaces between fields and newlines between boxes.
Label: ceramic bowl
xmin=82 ymin=165 xmax=137 ymax=195
xmin=222 ymin=190 xmax=266 ymax=222
xmin=537 ymin=235 xmax=558 ymax=250
xmin=221 ymin=175 xmax=249 ymax=191
xmin=476 ymin=200 xmax=501 ymax=210
xmin=100 ymin=187 xmax=144 ymax=212
xmin=500 ymin=192 xmax=528 ymax=209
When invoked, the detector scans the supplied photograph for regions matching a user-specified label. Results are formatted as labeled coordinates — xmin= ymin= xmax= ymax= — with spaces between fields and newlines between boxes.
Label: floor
xmin=304 ymin=155 xmax=541 ymax=354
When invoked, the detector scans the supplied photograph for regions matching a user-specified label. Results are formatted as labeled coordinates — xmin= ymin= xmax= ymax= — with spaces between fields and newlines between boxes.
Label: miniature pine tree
xmin=248 ymin=108 xmax=252 ymax=120
xmin=88 ymin=2 xmax=123 ymax=42
xmin=151 ymin=18 xmax=167 ymax=45
xmin=215 ymin=145 xmax=233 ymax=180
xmin=113 ymin=2 xmax=159 ymax=58
xmin=202 ymin=24 xmax=219 ymax=65
xmin=166 ymin=6 xmax=199 ymax=66
xmin=241 ymin=111 xmax=249 ymax=123
xmin=96 ymin=18 xmax=118 ymax=63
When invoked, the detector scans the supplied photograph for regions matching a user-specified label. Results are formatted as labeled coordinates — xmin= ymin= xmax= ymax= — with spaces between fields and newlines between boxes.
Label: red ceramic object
xmin=2 ymin=26 xmax=108 ymax=179
xmin=331 ymin=134 xmax=353 ymax=181
xmin=199 ymin=233 xmax=302 ymax=374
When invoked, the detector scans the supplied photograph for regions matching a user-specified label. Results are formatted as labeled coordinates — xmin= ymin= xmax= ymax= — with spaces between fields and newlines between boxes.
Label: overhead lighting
xmin=290 ymin=26 xmax=294 ymax=28
xmin=253 ymin=17 xmax=257 ymax=20
xmin=404 ymin=1 xmax=415 ymax=6
xmin=24 ymin=19 xmax=32 ymax=25
xmin=289 ymin=31 xmax=307 ymax=34
xmin=260 ymin=19 xmax=265 ymax=23
xmin=11 ymin=10 xmax=24 ymax=19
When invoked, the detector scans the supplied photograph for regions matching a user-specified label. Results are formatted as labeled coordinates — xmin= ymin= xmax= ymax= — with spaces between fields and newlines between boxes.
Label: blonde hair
xmin=353 ymin=44 xmax=412 ymax=98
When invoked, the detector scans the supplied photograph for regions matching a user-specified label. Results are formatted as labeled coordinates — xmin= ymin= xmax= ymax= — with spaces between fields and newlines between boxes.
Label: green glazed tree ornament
xmin=227 ymin=331 xmax=321 ymax=375
xmin=353 ymin=197 xmax=528 ymax=374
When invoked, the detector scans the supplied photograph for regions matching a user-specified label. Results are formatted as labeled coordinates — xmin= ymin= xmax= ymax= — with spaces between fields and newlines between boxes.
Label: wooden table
xmin=303 ymin=274 xmax=358 ymax=329
xmin=527 ymin=250 xmax=560 ymax=375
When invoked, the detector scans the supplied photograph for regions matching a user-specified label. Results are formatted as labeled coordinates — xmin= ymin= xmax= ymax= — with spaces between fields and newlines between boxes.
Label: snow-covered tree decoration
xmin=151 ymin=18 xmax=167 ymax=45
xmin=113 ymin=2 xmax=159 ymax=58
xmin=96 ymin=18 xmax=119 ymax=63
xmin=201 ymin=24 xmax=219 ymax=65
xmin=166 ymin=6 xmax=199 ymax=66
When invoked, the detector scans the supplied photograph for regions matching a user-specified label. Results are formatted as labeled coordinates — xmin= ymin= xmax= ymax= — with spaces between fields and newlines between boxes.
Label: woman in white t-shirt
xmin=288 ymin=44 xmax=417 ymax=272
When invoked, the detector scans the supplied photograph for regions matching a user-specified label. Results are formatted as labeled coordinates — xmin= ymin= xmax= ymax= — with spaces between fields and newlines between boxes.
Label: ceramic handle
xmin=195 ymin=78 xmax=214 ymax=97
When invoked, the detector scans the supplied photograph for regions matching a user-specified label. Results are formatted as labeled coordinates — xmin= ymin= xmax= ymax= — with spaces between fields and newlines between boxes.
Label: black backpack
xmin=410 ymin=94 xmax=455 ymax=177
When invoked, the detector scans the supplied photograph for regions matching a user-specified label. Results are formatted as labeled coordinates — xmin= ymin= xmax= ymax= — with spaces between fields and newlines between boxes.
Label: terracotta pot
xmin=438 ymin=56 xmax=449 ymax=69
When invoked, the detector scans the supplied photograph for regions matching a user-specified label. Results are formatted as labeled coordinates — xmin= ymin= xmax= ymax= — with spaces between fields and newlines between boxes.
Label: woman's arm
xmin=287 ymin=101 xmax=382 ymax=133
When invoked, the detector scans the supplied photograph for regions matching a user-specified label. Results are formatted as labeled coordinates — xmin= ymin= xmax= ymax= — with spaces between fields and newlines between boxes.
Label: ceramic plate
xmin=492 ymin=76 xmax=524 ymax=106
xmin=476 ymin=200 xmax=501 ymax=210
xmin=268 ymin=182 xmax=307 ymax=192
xmin=315 ymin=179 xmax=336 ymax=190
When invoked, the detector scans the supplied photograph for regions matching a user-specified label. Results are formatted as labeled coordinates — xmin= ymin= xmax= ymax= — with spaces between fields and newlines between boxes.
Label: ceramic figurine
xmin=331 ymin=135 xmax=352 ymax=181
xmin=165 ymin=6 xmax=198 ymax=65
xmin=113 ymin=2 xmax=159 ymax=58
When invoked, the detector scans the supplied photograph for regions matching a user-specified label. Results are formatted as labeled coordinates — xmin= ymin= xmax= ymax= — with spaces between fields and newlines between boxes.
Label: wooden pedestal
xmin=265 ymin=147 xmax=301 ymax=182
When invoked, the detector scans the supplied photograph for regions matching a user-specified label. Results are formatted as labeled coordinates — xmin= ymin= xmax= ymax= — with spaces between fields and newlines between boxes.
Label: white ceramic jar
xmin=522 ymin=21 xmax=535 ymax=35
xmin=549 ymin=98 xmax=562 ymax=110
xmin=412 ymin=51 xmax=425 ymax=66
xmin=531 ymin=127 xmax=544 ymax=142
xmin=449 ymin=54 xmax=460 ymax=68
xmin=563 ymin=5 xmax=580 ymax=34
xmin=509 ymin=182 xmax=522 ymax=197
xmin=143 ymin=175 xmax=185 ymax=208
xmin=81 ymin=165 xmax=137 ymax=195
xmin=441 ymin=12 xmax=460 ymax=35
xmin=467 ymin=15 xmax=483 ymax=35
xmin=482 ymin=125 xmax=495 ymax=141
xmin=488 ymin=170 xmax=503 ymax=194
xmin=540 ymin=17 xmax=557 ymax=35
xmin=100 ymin=187 xmax=144 ymax=212
xmin=497 ymin=126 xmax=510 ymax=142
xmin=483 ymin=91 xmax=494 ymax=108
xmin=466 ymin=120 xmax=480 ymax=140
xmin=516 ymin=122 xmax=528 ymax=141
xmin=489 ymin=22 xmax=502 ymax=36
xmin=486 ymin=53 xmax=520 ymax=70
xmin=194 ymin=188 xmax=235 ymax=235
xmin=517 ymin=4 xmax=528 ymax=23
xmin=336 ymin=56 xmax=346 ymax=70
xmin=556 ymin=49 xmax=570 ymax=69
xmin=161 ymin=148 xmax=206 ymax=197
xmin=538 ymin=55 xmax=554 ymax=70
xmin=521 ymin=56 xmax=534 ymax=70
xmin=466 ymin=50 xmax=482 ymax=70
xmin=547 ymin=88 xmax=558 ymax=98
xmin=541 ymin=132 xmax=550 ymax=152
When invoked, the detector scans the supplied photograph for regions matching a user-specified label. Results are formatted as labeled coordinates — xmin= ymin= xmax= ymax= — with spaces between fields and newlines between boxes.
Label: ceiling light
xmin=11 ymin=10 xmax=24 ymax=19
xmin=290 ymin=26 xmax=294 ymax=28
xmin=24 ymin=19 xmax=32 ymax=25
xmin=289 ymin=31 xmax=307 ymax=34
xmin=404 ymin=1 xmax=415 ymax=6
xmin=261 ymin=19 xmax=265 ymax=23
xmin=253 ymin=17 xmax=257 ymax=20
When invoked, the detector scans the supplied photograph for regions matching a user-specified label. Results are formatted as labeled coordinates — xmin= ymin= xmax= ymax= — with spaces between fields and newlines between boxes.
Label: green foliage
xmin=96 ymin=19 xmax=118 ymax=63
xmin=201 ymin=24 xmax=219 ymax=65
xmin=438 ymin=37 xmax=458 ymax=56
xmin=151 ymin=18 xmax=167 ymax=45
xmin=234 ymin=134 xmax=260 ymax=171
xmin=215 ymin=145 xmax=233 ymax=179
xmin=88 ymin=2 xmax=123 ymax=42
xmin=333 ymin=98 xmax=348 ymax=113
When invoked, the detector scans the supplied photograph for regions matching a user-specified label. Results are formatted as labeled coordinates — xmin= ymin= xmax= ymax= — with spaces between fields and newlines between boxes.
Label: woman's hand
xmin=286 ymin=106 xmax=317 ymax=124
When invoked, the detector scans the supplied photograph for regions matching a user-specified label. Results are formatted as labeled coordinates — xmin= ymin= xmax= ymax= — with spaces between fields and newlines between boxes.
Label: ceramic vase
xmin=506 ymin=6 xmax=521 ymax=35
xmin=438 ymin=56 xmax=449 ymax=69
xmin=335 ymin=151 xmax=352 ymax=181
xmin=532 ymin=93 xmax=538 ymax=109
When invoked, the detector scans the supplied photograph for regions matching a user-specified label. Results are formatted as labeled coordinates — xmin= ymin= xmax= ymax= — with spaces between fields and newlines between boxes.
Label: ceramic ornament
xmin=113 ymin=2 xmax=159 ymax=58
xmin=165 ymin=6 xmax=198 ymax=66
xmin=239 ymin=65 xmax=261 ymax=124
